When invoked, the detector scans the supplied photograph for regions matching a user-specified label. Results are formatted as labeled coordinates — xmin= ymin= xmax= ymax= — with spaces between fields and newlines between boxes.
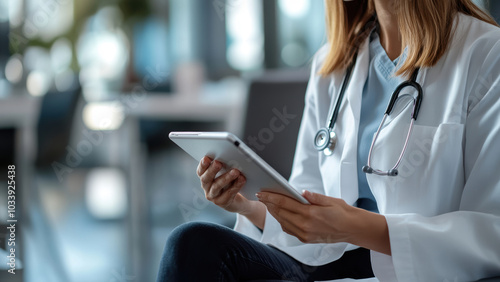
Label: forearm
xmin=239 ymin=200 xmax=267 ymax=230
xmin=348 ymin=207 xmax=391 ymax=256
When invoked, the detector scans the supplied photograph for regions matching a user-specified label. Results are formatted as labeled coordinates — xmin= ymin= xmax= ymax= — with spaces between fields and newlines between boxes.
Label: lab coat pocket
xmin=366 ymin=123 xmax=465 ymax=215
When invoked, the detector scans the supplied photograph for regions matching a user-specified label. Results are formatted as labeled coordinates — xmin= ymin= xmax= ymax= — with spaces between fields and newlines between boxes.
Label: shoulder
xmin=455 ymin=12 xmax=500 ymax=38
xmin=309 ymin=44 xmax=346 ymax=83
xmin=311 ymin=44 xmax=331 ymax=74
xmin=304 ymin=44 xmax=336 ymax=103
xmin=451 ymin=14 xmax=500 ymax=111
xmin=450 ymin=13 xmax=500 ymax=65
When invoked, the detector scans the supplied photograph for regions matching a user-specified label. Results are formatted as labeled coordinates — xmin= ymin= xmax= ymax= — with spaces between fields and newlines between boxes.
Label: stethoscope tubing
xmin=315 ymin=52 xmax=423 ymax=176
xmin=365 ymin=115 xmax=416 ymax=176
xmin=327 ymin=57 xmax=357 ymax=129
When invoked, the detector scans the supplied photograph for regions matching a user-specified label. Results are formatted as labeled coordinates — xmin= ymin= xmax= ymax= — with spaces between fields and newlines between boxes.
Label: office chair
xmin=241 ymin=68 xmax=309 ymax=180
xmin=35 ymin=85 xmax=81 ymax=167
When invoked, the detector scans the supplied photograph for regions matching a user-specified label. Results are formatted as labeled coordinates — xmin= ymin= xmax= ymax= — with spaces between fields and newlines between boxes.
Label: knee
xmin=158 ymin=222 xmax=239 ymax=281
xmin=163 ymin=222 xmax=232 ymax=259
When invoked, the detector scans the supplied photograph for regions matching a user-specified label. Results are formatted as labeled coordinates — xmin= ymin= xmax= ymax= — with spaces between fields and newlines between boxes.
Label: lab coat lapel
xmin=346 ymin=39 xmax=370 ymax=124
xmin=339 ymin=38 xmax=370 ymax=205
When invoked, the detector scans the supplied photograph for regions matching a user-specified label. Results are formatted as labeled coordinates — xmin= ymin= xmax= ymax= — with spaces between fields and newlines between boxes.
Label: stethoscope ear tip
xmin=388 ymin=169 xmax=398 ymax=176
xmin=362 ymin=166 xmax=398 ymax=176
xmin=362 ymin=165 xmax=373 ymax=174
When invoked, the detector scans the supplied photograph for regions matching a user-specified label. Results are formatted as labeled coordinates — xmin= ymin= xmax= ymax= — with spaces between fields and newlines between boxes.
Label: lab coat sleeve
xmin=375 ymin=42 xmax=500 ymax=282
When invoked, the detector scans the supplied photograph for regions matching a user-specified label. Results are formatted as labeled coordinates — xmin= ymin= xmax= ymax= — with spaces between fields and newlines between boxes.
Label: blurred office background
xmin=0 ymin=0 xmax=497 ymax=281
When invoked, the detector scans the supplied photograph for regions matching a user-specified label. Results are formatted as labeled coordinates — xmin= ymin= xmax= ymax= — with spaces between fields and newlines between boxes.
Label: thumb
xmin=302 ymin=190 xmax=333 ymax=206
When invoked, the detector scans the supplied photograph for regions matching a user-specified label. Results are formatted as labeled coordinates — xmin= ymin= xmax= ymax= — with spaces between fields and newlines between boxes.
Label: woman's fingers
xmin=200 ymin=160 xmax=223 ymax=190
xmin=213 ymin=175 xmax=246 ymax=206
xmin=207 ymin=169 xmax=241 ymax=200
xmin=257 ymin=192 xmax=302 ymax=214
xmin=196 ymin=156 xmax=213 ymax=177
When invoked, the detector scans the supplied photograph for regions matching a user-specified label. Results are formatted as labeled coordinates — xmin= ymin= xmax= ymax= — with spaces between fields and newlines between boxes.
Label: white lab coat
xmin=235 ymin=13 xmax=500 ymax=282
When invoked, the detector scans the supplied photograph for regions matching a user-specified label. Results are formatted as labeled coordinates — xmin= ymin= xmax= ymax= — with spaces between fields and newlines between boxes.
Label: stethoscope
xmin=314 ymin=54 xmax=423 ymax=177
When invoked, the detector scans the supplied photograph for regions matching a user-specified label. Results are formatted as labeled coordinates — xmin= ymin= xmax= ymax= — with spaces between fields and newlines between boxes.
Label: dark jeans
xmin=157 ymin=222 xmax=374 ymax=282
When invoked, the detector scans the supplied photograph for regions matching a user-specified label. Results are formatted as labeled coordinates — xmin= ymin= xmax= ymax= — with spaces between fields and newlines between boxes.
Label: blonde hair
xmin=319 ymin=0 xmax=499 ymax=78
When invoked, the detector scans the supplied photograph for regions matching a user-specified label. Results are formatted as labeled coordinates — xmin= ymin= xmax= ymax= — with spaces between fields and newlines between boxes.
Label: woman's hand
xmin=197 ymin=156 xmax=267 ymax=229
xmin=257 ymin=190 xmax=391 ymax=255
xmin=197 ymin=156 xmax=248 ymax=213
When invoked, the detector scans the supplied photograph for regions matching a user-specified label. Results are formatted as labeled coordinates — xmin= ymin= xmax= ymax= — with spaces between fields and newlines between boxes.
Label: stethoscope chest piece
xmin=314 ymin=53 xmax=357 ymax=157
xmin=314 ymin=128 xmax=337 ymax=156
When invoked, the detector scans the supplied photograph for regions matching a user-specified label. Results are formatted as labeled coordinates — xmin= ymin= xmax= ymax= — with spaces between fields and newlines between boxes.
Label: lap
xmin=164 ymin=222 xmax=310 ymax=281
xmin=158 ymin=222 xmax=373 ymax=282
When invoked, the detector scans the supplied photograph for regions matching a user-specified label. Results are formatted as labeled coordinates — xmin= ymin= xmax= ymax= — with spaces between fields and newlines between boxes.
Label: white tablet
xmin=169 ymin=131 xmax=309 ymax=204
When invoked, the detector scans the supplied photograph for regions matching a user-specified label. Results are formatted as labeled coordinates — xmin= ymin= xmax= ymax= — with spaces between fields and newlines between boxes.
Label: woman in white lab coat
xmin=157 ymin=0 xmax=500 ymax=281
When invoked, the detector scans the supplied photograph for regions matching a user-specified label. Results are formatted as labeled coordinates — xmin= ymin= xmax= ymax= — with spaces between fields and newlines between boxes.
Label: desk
xmin=126 ymin=91 xmax=246 ymax=136
xmin=0 ymin=95 xmax=41 ymax=128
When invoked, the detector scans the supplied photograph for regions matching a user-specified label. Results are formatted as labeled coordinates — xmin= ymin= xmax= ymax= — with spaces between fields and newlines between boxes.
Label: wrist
xmin=238 ymin=200 xmax=266 ymax=230
xmin=238 ymin=199 xmax=259 ymax=216
xmin=344 ymin=205 xmax=366 ymax=244
xmin=346 ymin=207 xmax=391 ymax=256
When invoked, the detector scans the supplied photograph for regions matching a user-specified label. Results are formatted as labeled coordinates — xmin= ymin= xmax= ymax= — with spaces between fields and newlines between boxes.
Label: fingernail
xmin=230 ymin=169 xmax=238 ymax=176
xmin=255 ymin=193 xmax=261 ymax=199
xmin=202 ymin=158 xmax=206 ymax=165
xmin=302 ymin=190 xmax=309 ymax=196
